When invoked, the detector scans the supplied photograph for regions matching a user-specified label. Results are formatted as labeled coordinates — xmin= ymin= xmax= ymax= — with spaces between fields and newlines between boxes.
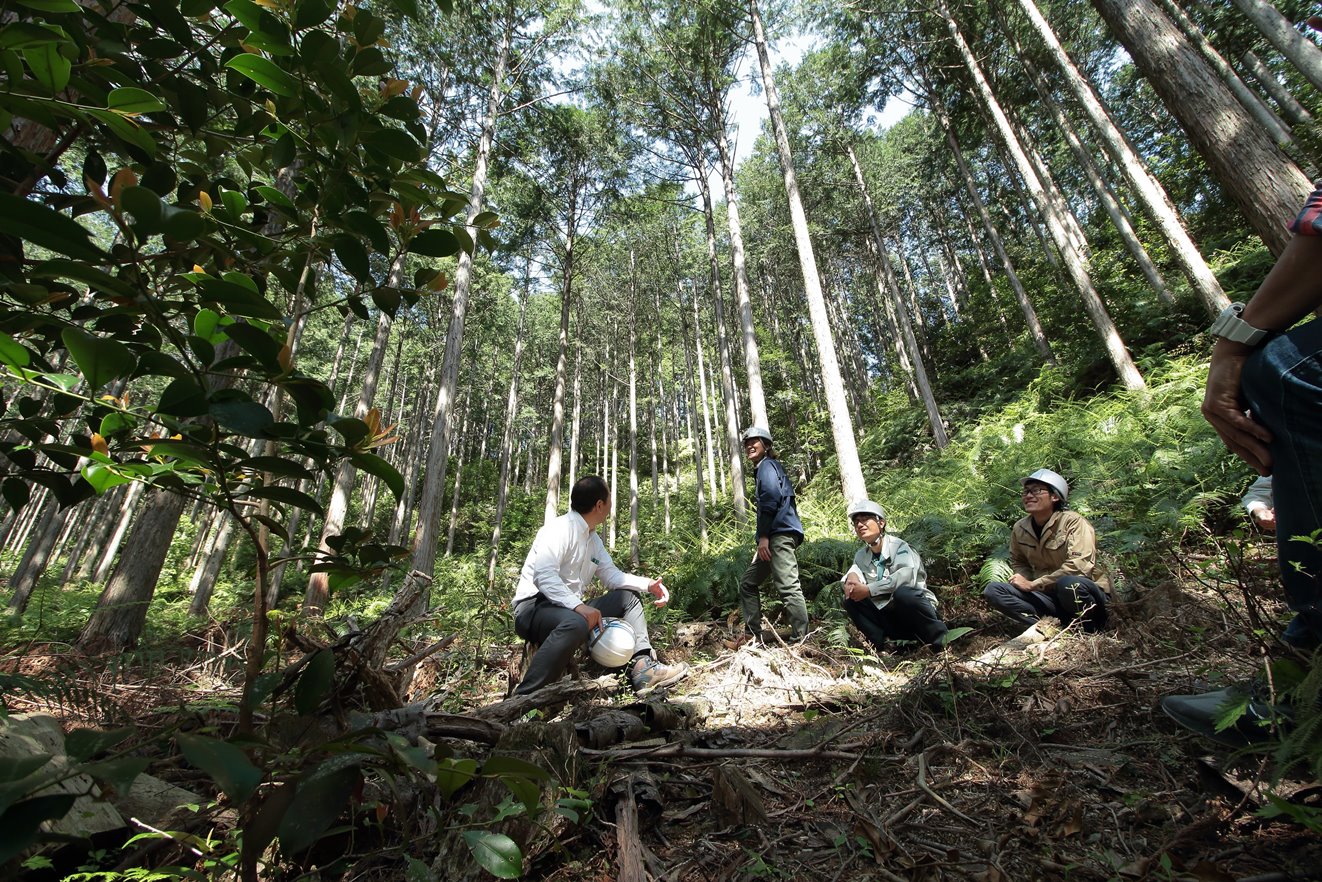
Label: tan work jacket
xmin=1009 ymin=510 xmax=1111 ymax=593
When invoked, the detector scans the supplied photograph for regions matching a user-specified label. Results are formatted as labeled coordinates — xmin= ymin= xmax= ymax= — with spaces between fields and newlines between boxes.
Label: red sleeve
xmin=1291 ymin=181 xmax=1322 ymax=236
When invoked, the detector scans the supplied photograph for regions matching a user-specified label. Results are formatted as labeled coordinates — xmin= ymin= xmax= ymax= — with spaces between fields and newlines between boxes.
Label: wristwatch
xmin=1209 ymin=302 xmax=1268 ymax=346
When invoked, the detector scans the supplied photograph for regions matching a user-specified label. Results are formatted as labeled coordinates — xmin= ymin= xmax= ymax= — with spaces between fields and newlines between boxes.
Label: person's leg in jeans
xmin=882 ymin=585 xmax=949 ymax=647
xmin=769 ymin=534 xmax=809 ymax=639
xmin=513 ymin=598 xmax=590 ymax=695
xmin=1241 ymin=319 xmax=1322 ymax=647
xmin=739 ymin=554 xmax=771 ymax=638
xmin=983 ymin=581 xmax=1062 ymax=629
xmin=1053 ymin=576 xmax=1109 ymax=632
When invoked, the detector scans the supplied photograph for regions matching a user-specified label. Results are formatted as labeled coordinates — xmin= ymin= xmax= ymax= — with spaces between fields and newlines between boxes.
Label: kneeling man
xmin=511 ymin=475 xmax=689 ymax=696
xmin=842 ymin=500 xmax=949 ymax=651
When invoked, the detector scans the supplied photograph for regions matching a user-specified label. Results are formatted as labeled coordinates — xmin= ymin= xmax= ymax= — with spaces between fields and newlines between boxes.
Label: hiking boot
xmin=629 ymin=656 xmax=689 ymax=697
xmin=1160 ymin=685 xmax=1291 ymax=748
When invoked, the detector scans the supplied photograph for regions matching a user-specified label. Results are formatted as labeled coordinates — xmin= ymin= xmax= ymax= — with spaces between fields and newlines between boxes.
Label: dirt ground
xmin=6 ymin=567 xmax=1322 ymax=882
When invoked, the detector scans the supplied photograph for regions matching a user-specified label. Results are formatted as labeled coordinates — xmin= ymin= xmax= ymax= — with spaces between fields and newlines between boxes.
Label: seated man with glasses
xmin=982 ymin=469 xmax=1110 ymax=641
xmin=841 ymin=499 xmax=949 ymax=652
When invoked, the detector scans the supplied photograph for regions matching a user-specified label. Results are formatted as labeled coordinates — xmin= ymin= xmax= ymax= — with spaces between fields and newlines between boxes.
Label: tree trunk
xmin=7 ymin=501 xmax=65 ymax=613
xmin=1242 ymin=49 xmax=1313 ymax=125
xmin=487 ymin=291 xmax=528 ymax=588
xmin=1013 ymin=0 xmax=1229 ymax=315
xmin=679 ymin=289 xmax=708 ymax=548
xmin=691 ymin=289 xmax=718 ymax=505
xmin=1229 ymin=0 xmax=1322 ymax=93
xmin=846 ymin=142 xmax=949 ymax=447
xmin=77 ymin=490 xmax=187 ymax=651
xmin=543 ymin=216 xmax=577 ymax=525
xmin=628 ymin=302 xmax=640 ymax=570
xmin=87 ymin=480 xmax=146 ymax=582
xmin=410 ymin=9 xmax=512 ymax=587
xmin=444 ymin=392 xmax=470 ymax=557
xmin=568 ymin=345 xmax=582 ymax=491
xmin=712 ymin=103 xmax=769 ymax=428
xmin=942 ymin=0 xmax=1147 ymax=390
xmin=1157 ymin=0 xmax=1295 ymax=146
xmin=188 ymin=511 xmax=239 ymax=617
xmin=305 ymin=299 xmax=397 ymax=616
xmin=1090 ymin=0 xmax=1312 ymax=257
xmin=697 ymin=166 xmax=747 ymax=524
xmin=1022 ymin=54 xmax=1174 ymax=305
xmin=749 ymin=0 xmax=867 ymax=500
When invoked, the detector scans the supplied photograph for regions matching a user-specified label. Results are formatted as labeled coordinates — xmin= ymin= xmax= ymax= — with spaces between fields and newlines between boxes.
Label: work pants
xmin=983 ymin=575 xmax=1108 ymax=632
xmin=512 ymin=588 xmax=650 ymax=695
xmin=844 ymin=584 xmax=948 ymax=650
xmin=738 ymin=533 xmax=809 ymax=640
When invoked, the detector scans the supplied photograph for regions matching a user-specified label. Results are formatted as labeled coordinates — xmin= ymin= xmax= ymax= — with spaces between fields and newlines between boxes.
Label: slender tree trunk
xmin=188 ymin=512 xmax=239 ymax=617
xmin=88 ymin=480 xmax=146 ymax=582
xmin=1228 ymin=0 xmax=1322 ymax=93
xmin=7 ymin=502 xmax=65 ymax=613
xmin=1157 ymin=0 xmax=1295 ymax=146
xmin=628 ymin=308 xmax=640 ymax=570
xmin=305 ymin=298 xmax=397 ymax=616
xmin=846 ymin=142 xmax=949 ymax=446
xmin=543 ymin=218 xmax=577 ymax=525
xmin=711 ymin=106 xmax=769 ymax=428
xmin=1093 ymin=0 xmax=1312 ymax=256
xmin=1242 ymin=49 xmax=1313 ymax=125
xmin=1022 ymin=55 xmax=1174 ymax=305
xmin=941 ymin=0 xmax=1147 ymax=390
xmin=411 ymin=8 xmax=512 ymax=587
xmin=679 ymin=291 xmax=708 ymax=548
xmin=444 ymin=392 xmax=470 ymax=557
xmin=750 ymin=0 xmax=867 ymax=499
xmin=568 ymin=346 xmax=582 ymax=491
xmin=692 ymin=288 xmax=718 ymax=504
xmin=696 ymin=166 xmax=747 ymax=523
xmin=487 ymin=291 xmax=528 ymax=588
xmin=1013 ymin=0 xmax=1229 ymax=314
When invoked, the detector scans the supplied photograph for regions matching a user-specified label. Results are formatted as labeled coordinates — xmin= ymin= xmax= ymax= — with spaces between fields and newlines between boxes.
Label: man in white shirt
xmin=511 ymin=475 xmax=689 ymax=696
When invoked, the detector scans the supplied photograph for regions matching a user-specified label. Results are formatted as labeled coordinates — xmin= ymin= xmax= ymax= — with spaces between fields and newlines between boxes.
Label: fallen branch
xmin=582 ymin=744 xmax=889 ymax=762
xmin=475 ymin=675 xmax=619 ymax=724
xmin=916 ymin=751 xmax=976 ymax=825
xmin=386 ymin=634 xmax=458 ymax=672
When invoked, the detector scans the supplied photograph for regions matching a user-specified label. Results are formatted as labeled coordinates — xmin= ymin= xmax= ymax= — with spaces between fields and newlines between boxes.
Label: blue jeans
xmin=1242 ymin=318 xmax=1322 ymax=648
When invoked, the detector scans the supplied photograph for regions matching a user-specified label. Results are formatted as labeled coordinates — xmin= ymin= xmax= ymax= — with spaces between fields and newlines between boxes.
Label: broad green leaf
xmin=177 ymin=734 xmax=261 ymax=805
xmin=22 ymin=42 xmax=70 ymax=92
xmin=939 ymin=626 xmax=974 ymax=646
xmin=0 ymin=794 xmax=76 ymax=864
xmin=86 ymin=109 xmax=158 ymax=159
xmin=408 ymin=228 xmax=459 ymax=258
xmin=330 ymin=417 xmax=370 ymax=447
xmin=350 ymin=452 xmax=402 ymax=500
xmin=82 ymin=463 xmax=135 ymax=494
xmin=462 ymin=831 xmax=522 ymax=879
xmin=333 ymin=236 xmax=373 ymax=284
xmin=157 ymin=376 xmax=209 ymax=417
xmin=363 ymin=128 xmax=420 ymax=162
xmin=253 ymin=185 xmax=296 ymax=212
xmin=225 ymin=53 xmax=298 ymax=96
xmin=500 ymin=775 xmax=539 ymax=815
xmin=482 ymin=756 xmax=551 ymax=781
xmin=61 ymin=326 xmax=135 ymax=390
xmin=222 ymin=322 xmax=284 ymax=371
xmin=435 ymin=758 xmax=477 ymax=799
xmin=194 ymin=307 xmax=223 ymax=341
xmin=0 ymin=332 xmax=30 ymax=368
xmin=160 ymin=204 xmax=206 ymax=241
xmin=277 ymin=764 xmax=360 ymax=855
xmin=2 ymin=478 xmax=30 ymax=512
xmin=293 ymin=0 xmax=333 ymax=29
xmin=294 ymin=649 xmax=334 ymax=716
xmin=243 ymin=484 xmax=323 ymax=515
xmin=0 ymin=193 xmax=105 ymax=261
xmin=239 ymin=456 xmax=313 ymax=481
xmin=119 ymin=185 xmax=164 ymax=233
xmin=197 ymin=277 xmax=283 ymax=320
xmin=210 ymin=398 xmax=275 ymax=436
xmin=107 ymin=87 xmax=166 ymax=115
xmin=11 ymin=0 xmax=82 ymax=11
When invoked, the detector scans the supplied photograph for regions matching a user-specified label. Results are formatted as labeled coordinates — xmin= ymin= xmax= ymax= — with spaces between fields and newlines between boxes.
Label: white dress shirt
xmin=511 ymin=510 xmax=650 ymax=609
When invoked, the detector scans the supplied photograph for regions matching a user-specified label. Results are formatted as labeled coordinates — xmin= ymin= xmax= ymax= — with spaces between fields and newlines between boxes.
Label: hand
xmin=845 ymin=582 xmax=870 ymax=602
xmin=1202 ymin=342 xmax=1273 ymax=475
xmin=575 ymin=603 xmax=602 ymax=633
xmin=1251 ymin=507 xmax=1277 ymax=533
xmin=1010 ymin=573 xmax=1035 ymax=592
xmin=648 ymin=578 xmax=670 ymax=607
xmin=756 ymin=537 xmax=771 ymax=562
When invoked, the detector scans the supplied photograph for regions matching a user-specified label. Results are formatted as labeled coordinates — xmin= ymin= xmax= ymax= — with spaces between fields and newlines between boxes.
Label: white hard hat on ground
xmin=589 ymin=618 xmax=636 ymax=668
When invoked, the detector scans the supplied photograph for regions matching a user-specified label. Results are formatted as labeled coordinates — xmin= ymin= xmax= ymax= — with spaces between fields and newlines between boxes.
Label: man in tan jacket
xmin=983 ymin=469 xmax=1109 ymax=639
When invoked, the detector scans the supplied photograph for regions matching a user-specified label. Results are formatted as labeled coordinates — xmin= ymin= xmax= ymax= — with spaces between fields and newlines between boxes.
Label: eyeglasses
xmin=1022 ymin=486 xmax=1052 ymax=497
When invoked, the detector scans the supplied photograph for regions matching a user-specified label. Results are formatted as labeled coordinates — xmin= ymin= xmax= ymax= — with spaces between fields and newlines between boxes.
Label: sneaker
xmin=629 ymin=657 xmax=689 ymax=697
xmin=1160 ymin=685 xmax=1291 ymax=748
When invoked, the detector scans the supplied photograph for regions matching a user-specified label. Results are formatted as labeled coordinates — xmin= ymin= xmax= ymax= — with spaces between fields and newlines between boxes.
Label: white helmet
xmin=588 ymin=618 xmax=636 ymax=668
xmin=742 ymin=426 xmax=773 ymax=445
xmin=1021 ymin=468 xmax=1068 ymax=502
xmin=847 ymin=499 xmax=886 ymax=521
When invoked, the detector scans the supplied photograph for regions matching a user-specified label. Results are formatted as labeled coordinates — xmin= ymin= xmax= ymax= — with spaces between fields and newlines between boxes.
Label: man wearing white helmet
xmin=982 ymin=469 xmax=1110 ymax=639
xmin=510 ymin=475 xmax=689 ymax=697
xmin=738 ymin=426 xmax=809 ymax=642
xmin=842 ymin=500 xmax=949 ymax=651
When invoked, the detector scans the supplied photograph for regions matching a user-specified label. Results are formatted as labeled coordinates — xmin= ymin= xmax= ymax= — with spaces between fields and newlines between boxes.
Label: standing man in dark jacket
xmin=738 ymin=426 xmax=809 ymax=641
